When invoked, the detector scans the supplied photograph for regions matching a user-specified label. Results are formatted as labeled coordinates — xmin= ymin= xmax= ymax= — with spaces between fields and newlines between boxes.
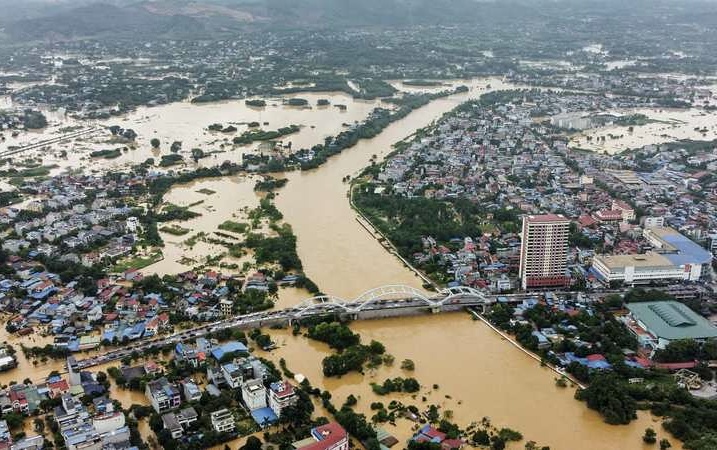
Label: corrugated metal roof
xmin=627 ymin=301 xmax=717 ymax=340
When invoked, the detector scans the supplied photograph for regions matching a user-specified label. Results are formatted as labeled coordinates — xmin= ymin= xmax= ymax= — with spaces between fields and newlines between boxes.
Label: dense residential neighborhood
xmin=2 ymin=1 xmax=717 ymax=449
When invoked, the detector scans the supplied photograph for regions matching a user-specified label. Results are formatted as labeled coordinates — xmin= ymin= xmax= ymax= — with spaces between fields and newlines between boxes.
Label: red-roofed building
xmin=612 ymin=200 xmax=635 ymax=222
xmin=441 ymin=439 xmax=464 ymax=450
xmin=656 ymin=361 xmax=699 ymax=371
xmin=578 ymin=215 xmax=597 ymax=229
xmin=9 ymin=389 xmax=28 ymax=413
xmin=48 ymin=379 xmax=70 ymax=398
xmin=297 ymin=423 xmax=349 ymax=450
xmin=268 ymin=381 xmax=297 ymax=418
xmin=593 ymin=209 xmax=623 ymax=224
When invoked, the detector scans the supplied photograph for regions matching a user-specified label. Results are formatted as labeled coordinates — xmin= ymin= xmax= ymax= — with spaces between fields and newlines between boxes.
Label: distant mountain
xmin=3 ymin=3 xmax=216 ymax=41
xmin=0 ymin=0 xmax=536 ymax=41
xmin=1 ymin=0 xmax=715 ymax=42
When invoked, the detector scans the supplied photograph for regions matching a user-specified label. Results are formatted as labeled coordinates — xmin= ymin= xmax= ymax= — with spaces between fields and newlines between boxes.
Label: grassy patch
xmin=1 ymin=165 xmax=57 ymax=178
xmin=196 ymin=188 xmax=216 ymax=195
xmin=110 ymin=252 xmax=163 ymax=273
xmin=90 ymin=148 xmax=122 ymax=159
xmin=159 ymin=224 xmax=191 ymax=236
xmin=218 ymin=220 xmax=249 ymax=234
xmin=184 ymin=232 xmax=207 ymax=248
xmin=156 ymin=203 xmax=201 ymax=222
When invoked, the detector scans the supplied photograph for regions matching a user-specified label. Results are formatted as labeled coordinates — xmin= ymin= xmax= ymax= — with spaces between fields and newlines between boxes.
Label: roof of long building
xmin=627 ymin=301 xmax=717 ymax=341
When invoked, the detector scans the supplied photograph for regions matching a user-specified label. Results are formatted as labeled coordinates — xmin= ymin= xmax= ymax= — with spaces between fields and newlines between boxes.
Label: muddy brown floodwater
xmin=275 ymin=77 xmax=513 ymax=298
xmin=269 ymin=314 xmax=680 ymax=450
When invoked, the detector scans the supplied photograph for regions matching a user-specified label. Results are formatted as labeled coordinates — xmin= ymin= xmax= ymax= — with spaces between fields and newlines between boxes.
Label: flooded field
xmin=145 ymin=175 xmax=260 ymax=276
xmin=571 ymin=107 xmax=717 ymax=154
xmin=0 ymin=91 xmax=381 ymax=176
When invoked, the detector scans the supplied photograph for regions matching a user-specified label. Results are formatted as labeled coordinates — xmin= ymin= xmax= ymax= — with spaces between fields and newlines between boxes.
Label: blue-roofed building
xmin=211 ymin=341 xmax=248 ymax=361
xmin=531 ymin=331 xmax=551 ymax=350
xmin=251 ymin=407 xmax=278 ymax=428
xmin=594 ymin=226 xmax=712 ymax=285
xmin=128 ymin=322 xmax=146 ymax=340
xmin=645 ymin=226 xmax=712 ymax=278
xmin=557 ymin=352 xmax=613 ymax=371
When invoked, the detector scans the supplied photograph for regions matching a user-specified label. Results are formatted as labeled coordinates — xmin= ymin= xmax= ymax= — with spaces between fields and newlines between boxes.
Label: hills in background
xmin=0 ymin=0 xmax=715 ymax=42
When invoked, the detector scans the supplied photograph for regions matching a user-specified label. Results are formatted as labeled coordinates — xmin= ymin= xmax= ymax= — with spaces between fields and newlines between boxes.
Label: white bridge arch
xmin=290 ymin=284 xmax=490 ymax=318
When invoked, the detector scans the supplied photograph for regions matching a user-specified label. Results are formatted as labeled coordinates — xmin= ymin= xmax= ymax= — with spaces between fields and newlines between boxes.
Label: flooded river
xmin=271 ymin=314 xmax=680 ymax=450
xmin=275 ymin=77 xmax=512 ymax=298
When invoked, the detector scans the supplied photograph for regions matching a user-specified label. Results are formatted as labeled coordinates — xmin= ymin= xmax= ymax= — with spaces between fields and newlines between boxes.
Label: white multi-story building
xmin=641 ymin=216 xmax=665 ymax=228
xmin=593 ymin=253 xmax=686 ymax=284
xmin=126 ymin=217 xmax=140 ymax=233
xmin=519 ymin=214 xmax=570 ymax=290
xmin=593 ymin=227 xmax=713 ymax=285
xmin=210 ymin=409 xmax=235 ymax=433
xmin=145 ymin=378 xmax=181 ymax=413
xmin=221 ymin=363 xmax=243 ymax=389
xmin=241 ymin=379 xmax=267 ymax=411
xmin=268 ymin=381 xmax=297 ymax=418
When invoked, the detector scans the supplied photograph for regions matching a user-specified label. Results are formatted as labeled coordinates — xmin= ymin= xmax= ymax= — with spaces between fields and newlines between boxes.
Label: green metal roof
xmin=627 ymin=301 xmax=717 ymax=341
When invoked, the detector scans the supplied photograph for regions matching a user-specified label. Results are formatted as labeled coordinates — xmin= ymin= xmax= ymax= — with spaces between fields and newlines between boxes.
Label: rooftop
xmin=627 ymin=301 xmax=717 ymax=341
xmin=646 ymin=227 xmax=713 ymax=266
xmin=526 ymin=214 xmax=569 ymax=223
xmin=596 ymin=252 xmax=673 ymax=269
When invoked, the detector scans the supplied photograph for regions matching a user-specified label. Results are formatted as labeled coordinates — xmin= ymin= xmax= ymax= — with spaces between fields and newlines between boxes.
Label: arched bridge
xmin=73 ymin=285 xmax=492 ymax=370
xmin=289 ymin=284 xmax=493 ymax=318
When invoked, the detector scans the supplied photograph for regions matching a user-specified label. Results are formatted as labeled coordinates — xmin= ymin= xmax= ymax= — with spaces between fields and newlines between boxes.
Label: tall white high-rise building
xmin=519 ymin=214 xmax=570 ymax=290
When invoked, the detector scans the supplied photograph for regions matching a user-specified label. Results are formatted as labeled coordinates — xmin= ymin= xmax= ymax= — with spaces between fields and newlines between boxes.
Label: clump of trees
xmin=308 ymin=322 xmax=360 ymax=351
xmin=305 ymin=321 xmax=387 ymax=377
xmin=574 ymin=373 xmax=637 ymax=425
xmin=371 ymin=377 xmax=420 ymax=395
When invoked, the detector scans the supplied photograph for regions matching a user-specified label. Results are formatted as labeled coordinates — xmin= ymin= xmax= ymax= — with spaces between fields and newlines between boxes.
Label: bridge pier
xmin=430 ymin=306 xmax=441 ymax=314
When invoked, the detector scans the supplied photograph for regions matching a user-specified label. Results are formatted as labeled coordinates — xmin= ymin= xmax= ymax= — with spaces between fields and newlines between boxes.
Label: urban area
xmin=1 ymin=1 xmax=717 ymax=450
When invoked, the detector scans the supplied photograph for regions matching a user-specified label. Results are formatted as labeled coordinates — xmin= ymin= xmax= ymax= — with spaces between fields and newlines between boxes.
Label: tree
xmin=684 ymin=433 xmax=717 ymax=450
xmin=4 ymin=413 xmax=24 ymax=429
xmin=191 ymin=148 xmax=205 ymax=162
xmin=575 ymin=374 xmax=637 ymax=425
xmin=150 ymin=138 xmax=160 ymax=148
xmin=401 ymin=359 xmax=415 ymax=371
xmin=33 ymin=418 xmax=45 ymax=433
xmin=345 ymin=394 xmax=358 ymax=406
xmin=659 ymin=439 xmax=671 ymax=450
xmin=643 ymin=428 xmax=656 ymax=444
xmin=242 ymin=436 xmax=263 ymax=450
xmin=472 ymin=430 xmax=490 ymax=446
